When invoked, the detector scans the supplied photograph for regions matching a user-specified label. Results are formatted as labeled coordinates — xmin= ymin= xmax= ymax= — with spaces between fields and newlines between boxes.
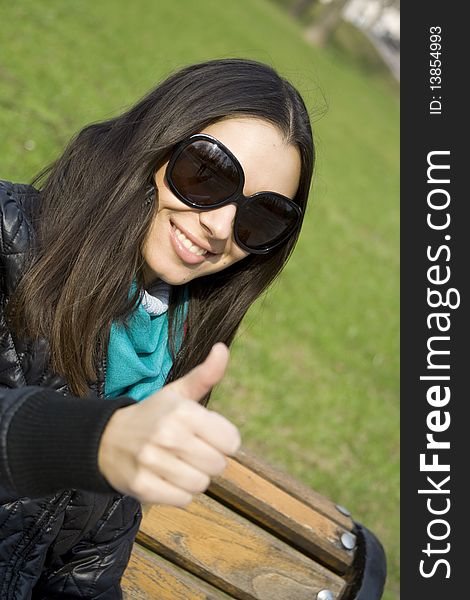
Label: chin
xmin=145 ymin=265 xmax=194 ymax=286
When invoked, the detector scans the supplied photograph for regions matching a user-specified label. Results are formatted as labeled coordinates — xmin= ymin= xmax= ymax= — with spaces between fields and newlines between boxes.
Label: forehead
xmin=200 ymin=117 xmax=301 ymax=199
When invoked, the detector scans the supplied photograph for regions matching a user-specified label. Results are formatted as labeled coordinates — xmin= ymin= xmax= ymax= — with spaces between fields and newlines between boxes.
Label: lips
xmin=169 ymin=222 xmax=213 ymax=265
xmin=173 ymin=226 xmax=208 ymax=256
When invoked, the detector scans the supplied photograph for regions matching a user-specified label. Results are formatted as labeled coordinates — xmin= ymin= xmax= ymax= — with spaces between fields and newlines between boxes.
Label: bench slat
xmin=233 ymin=449 xmax=353 ymax=530
xmin=136 ymin=494 xmax=346 ymax=600
xmin=207 ymin=457 xmax=353 ymax=574
xmin=122 ymin=543 xmax=232 ymax=599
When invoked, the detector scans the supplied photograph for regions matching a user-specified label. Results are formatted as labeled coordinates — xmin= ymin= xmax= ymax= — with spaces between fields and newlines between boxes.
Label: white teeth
xmin=174 ymin=227 xmax=208 ymax=256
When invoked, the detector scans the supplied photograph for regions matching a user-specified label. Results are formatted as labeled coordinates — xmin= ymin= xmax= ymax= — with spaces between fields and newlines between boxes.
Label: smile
xmin=173 ymin=226 xmax=208 ymax=256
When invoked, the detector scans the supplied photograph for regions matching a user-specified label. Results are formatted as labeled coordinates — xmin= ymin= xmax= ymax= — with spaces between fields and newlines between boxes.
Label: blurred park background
xmin=0 ymin=0 xmax=399 ymax=597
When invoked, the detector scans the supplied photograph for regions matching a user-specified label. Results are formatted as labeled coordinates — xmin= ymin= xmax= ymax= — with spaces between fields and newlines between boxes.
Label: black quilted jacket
xmin=0 ymin=180 xmax=142 ymax=599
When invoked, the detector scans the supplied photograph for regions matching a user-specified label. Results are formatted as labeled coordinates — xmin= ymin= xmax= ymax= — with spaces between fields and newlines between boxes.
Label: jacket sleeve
xmin=0 ymin=385 xmax=137 ymax=497
xmin=0 ymin=181 xmax=138 ymax=498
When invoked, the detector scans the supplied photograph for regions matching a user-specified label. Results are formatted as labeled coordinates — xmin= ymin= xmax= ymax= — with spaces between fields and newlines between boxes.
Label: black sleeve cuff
xmin=6 ymin=389 xmax=136 ymax=497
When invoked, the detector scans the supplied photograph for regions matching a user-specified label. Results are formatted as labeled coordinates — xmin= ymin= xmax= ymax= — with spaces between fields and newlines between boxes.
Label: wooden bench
xmin=122 ymin=448 xmax=386 ymax=599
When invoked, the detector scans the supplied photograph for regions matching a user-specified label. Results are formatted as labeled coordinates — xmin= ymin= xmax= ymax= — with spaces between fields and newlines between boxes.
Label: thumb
xmin=170 ymin=342 xmax=230 ymax=401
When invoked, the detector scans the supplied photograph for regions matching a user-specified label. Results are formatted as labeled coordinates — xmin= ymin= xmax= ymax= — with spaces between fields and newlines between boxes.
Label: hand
xmin=97 ymin=343 xmax=241 ymax=506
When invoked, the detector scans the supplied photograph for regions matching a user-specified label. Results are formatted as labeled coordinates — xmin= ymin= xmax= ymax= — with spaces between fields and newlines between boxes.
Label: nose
xmin=198 ymin=204 xmax=237 ymax=243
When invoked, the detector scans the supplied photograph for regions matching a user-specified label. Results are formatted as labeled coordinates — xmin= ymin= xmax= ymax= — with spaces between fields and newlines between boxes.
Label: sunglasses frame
xmin=163 ymin=133 xmax=302 ymax=254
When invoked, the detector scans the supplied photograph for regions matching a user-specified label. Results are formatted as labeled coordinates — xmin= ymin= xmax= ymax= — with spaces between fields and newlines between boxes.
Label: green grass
xmin=0 ymin=1 xmax=399 ymax=598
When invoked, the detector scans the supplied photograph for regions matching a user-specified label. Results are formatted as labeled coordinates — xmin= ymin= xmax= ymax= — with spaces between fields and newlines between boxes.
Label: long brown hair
xmin=6 ymin=58 xmax=315 ymax=402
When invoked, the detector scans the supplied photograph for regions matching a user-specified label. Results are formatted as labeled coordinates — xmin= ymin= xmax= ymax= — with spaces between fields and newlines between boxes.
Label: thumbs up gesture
xmin=97 ymin=343 xmax=241 ymax=505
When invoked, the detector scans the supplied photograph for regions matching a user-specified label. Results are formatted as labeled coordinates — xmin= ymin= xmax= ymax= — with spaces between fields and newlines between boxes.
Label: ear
xmin=144 ymin=183 xmax=156 ymax=207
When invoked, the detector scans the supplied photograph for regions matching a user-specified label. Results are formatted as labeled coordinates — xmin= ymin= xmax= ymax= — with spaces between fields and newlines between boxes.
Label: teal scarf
xmin=104 ymin=282 xmax=188 ymax=401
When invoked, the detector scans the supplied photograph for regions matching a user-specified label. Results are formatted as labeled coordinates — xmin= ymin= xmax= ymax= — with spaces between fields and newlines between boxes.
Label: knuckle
xmin=130 ymin=471 xmax=152 ymax=500
xmin=154 ymin=424 xmax=179 ymax=450
xmin=136 ymin=444 xmax=155 ymax=468
xmin=174 ymin=400 xmax=196 ymax=420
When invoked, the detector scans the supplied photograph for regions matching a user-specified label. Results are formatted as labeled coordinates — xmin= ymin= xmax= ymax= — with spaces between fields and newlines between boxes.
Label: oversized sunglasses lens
xmin=171 ymin=141 xmax=239 ymax=205
xmin=169 ymin=138 xmax=300 ymax=252
xmin=236 ymin=194 xmax=299 ymax=250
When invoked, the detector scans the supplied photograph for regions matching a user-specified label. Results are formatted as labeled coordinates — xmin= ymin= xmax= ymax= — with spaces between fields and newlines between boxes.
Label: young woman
xmin=0 ymin=58 xmax=314 ymax=598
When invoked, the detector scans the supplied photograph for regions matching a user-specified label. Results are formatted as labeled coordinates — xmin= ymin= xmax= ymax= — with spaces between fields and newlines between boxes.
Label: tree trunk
xmin=304 ymin=0 xmax=351 ymax=47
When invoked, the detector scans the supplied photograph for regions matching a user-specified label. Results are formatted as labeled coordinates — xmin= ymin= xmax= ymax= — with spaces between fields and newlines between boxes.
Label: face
xmin=142 ymin=117 xmax=301 ymax=286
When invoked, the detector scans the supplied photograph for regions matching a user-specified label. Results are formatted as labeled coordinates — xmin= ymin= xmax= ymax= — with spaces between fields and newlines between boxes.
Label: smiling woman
xmin=143 ymin=117 xmax=302 ymax=284
xmin=0 ymin=58 xmax=314 ymax=598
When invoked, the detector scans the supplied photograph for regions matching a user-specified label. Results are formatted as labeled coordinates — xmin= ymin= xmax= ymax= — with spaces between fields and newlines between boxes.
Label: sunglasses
xmin=160 ymin=133 xmax=302 ymax=254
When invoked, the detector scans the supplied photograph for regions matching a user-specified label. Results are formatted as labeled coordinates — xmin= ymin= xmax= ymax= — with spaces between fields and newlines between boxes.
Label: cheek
xmin=142 ymin=211 xmax=166 ymax=257
xmin=235 ymin=244 xmax=250 ymax=260
xmin=226 ymin=248 xmax=249 ymax=268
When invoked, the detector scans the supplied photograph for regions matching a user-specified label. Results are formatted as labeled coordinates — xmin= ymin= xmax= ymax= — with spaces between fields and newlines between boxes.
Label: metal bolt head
xmin=335 ymin=504 xmax=351 ymax=517
xmin=317 ymin=590 xmax=335 ymax=600
xmin=341 ymin=531 xmax=357 ymax=550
